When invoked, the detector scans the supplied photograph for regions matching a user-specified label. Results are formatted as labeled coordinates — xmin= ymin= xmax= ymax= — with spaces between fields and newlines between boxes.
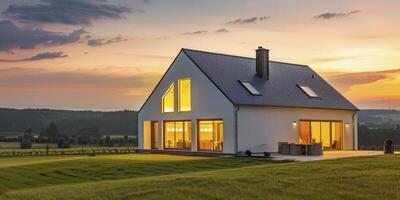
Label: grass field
xmin=0 ymin=154 xmax=399 ymax=200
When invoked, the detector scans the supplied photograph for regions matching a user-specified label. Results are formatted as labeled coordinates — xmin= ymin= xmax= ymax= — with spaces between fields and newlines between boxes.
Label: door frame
xmin=299 ymin=120 xmax=344 ymax=150
xmin=162 ymin=120 xmax=192 ymax=150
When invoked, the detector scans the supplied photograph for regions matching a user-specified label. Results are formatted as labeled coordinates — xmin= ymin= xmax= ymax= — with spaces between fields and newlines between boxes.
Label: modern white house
xmin=138 ymin=47 xmax=359 ymax=155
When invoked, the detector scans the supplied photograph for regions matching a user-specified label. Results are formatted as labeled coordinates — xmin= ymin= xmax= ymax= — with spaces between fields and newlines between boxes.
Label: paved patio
xmin=271 ymin=151 xmax=387 ymax=162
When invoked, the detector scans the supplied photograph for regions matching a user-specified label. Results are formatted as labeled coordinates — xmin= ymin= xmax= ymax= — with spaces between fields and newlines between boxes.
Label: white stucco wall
xmin=237 ymin=106 xmax=357 ymax=152
xmin=138 ymin=52 xmax=235 ymax=154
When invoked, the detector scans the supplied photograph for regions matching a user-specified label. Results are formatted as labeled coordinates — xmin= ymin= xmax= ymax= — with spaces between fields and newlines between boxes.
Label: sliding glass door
xmin=163 ymin=121 xmax=191 ymax=150
xmin=198 ymin=120 xmax=223 ymax=151
xmin=299 ymin=120 xmax=343 ymax=150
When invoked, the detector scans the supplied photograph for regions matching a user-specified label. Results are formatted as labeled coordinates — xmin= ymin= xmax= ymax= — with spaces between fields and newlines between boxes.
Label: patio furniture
xmin=289 ymin=143 xmax=303 ymax=155
xmin=278 ymin=142 xmax=290 ymax=155
xmin=308 ymin=143 xmax=323 ymax=155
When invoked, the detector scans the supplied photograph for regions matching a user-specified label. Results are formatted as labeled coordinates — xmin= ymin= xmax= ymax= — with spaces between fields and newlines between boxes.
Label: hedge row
xmin=0 ymin=147 xmax=135 ymax=157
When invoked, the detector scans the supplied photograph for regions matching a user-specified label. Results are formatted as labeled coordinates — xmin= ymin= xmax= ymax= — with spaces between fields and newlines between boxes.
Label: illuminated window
xmin=298 ymin=85 xmax=319 ymax=98
xmin=198 ymin=120 xmax=223 ymax=151
xmin=178 ymin=78 xmax=191 ymax=112
xmin=163 ymin=121 xmax=191 ymax=149
xmin=162 ymin=83 xmax=174 ymax=113
xmin=239 ymin=81 xmax=261 ymax=95
xmin=299 ymin=120 xmax=343 ymax=150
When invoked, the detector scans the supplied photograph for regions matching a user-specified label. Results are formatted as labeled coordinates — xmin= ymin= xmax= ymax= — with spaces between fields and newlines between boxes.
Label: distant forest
xmin=1 ymin=108 xmax=400 ymax=148
xmin=0 ymin=108 xmax=137 ymax=136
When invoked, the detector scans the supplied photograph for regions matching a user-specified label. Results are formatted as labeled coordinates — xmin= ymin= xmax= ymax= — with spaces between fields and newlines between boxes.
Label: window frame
xmin=297 ymin=84 xmax=319 ymax=98
xmin=163 ymin=120 xmax=192 ymax=150
xmin=238 ymin=80 xmax=261 ymax=96
xmin=197 ymin=119 xmax=224 ymax=152
xmin=178 ymin=78 xmax=191 ymax=112
xmin=298 ymin=120 xmax=343 ymax=150
xmin=161 ymin=82 xmax=175 ymax=113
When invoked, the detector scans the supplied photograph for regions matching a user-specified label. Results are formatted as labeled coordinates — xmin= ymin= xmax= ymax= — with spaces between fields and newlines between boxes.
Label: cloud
xmin=0 ymin=67 xmax=161 ymax=91
xmin=314 ymin=10 xmax=361 ymax=20
xmin=0 ymin=66 xmax=162 ymax=110
xmin=0 ymin=20 xmax=86 ymax=51
xmin=87 ymin=36 xmax=126 ymax=46
xmin=1 ymin=0 xmax=135 ymax=26
xmin=226 ymin=16 xmax=270 ymax=24
xmin=324 ymin=68 xmax=400 ymax=93
xmin=215 ymin=28 xmax=229 ymax=33
xmin=183 ymin=30 xmax=208 ymax=35
xmin=306 ymin=55 xmax=362 ymax=64
xmin=0 ymin=51 xmax=67 ymax=62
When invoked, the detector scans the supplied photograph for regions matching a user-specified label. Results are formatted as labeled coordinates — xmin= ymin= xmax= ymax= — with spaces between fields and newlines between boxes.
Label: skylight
xmin=239 ymin=81 xmax=261 ymax=95
xmin=298 ymin=85 xmax=319 ymax=98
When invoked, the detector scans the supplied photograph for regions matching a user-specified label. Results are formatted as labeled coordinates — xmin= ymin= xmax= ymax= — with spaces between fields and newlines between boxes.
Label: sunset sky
xmin=0 ymin=0 xmax=399 ymax=111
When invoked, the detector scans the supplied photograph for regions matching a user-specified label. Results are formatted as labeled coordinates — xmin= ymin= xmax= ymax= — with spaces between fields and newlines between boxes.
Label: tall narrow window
xmin=162 ymin=83 xmax=174 ymax=113
xmin=178 ymin=78 xmax=191 ymax=112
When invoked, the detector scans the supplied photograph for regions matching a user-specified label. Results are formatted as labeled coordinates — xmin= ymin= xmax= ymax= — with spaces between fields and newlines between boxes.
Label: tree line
xmin=2 ymin=122 xmax=136 ymax=149
xmin=358 ymin=124 xmax=400 ymax=149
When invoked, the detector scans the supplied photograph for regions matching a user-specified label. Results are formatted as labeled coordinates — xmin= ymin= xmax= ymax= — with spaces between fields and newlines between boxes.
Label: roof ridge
xmin=182 ymin=48 xmax=309 ymax=67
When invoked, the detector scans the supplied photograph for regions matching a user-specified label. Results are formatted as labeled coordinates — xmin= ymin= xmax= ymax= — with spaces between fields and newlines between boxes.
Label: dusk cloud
xmin=1 ymin=0 xmax=135 ymax=26
xmin=0 ymin=51 xmax=68 ymax=62
xmin=324 ymin=68 xmax=400 ymax=92
xmin=87 ymin=36 xmax=126 ymax=47
xmin=183 ymin=30 xmax=208 ymax=35
xmin=0 ymin=67 xmax=162 ymax=110
xmin=314 ymin=10 xmax=361 ymax=20
xmin=216 ymin=28 xmax=229 ymax=33
xmin=0 ymin=20 xmax=86 ymax=51
xmin=226 ymin=16 xmax=269 ymax=24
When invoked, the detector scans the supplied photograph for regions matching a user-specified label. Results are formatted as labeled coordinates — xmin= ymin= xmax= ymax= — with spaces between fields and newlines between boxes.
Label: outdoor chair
xmin=289 ymin=143 xmax=303 ymax=155
xmin=278 ymin=142 xmax=290 ymax=155
xmin=308 ymin=143 xmax=323 ymax=155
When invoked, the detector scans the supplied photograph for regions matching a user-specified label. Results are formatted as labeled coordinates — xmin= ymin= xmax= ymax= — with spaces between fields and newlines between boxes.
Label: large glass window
xmin=299 ymin=120 xmax=343 ymax=150
xmin=299 ymin=121 xmax=310 ymax=144
xmin=178 ymin=78 xmax=191 ymax=112
xmin=198 ymin=120 xmax=223 ymax=151
xmin=332 ymin=122 xmax=343 ymax=149
xmin=163 ymin=121 xmax=191 ymax=149
xmin=311 ymin=121 xmax=321 ymax=143
xmin=162 ymin=83 xmax=174 ymax=113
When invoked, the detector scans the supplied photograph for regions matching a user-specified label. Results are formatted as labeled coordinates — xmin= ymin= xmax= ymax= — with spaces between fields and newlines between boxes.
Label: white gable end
xmin=138 ymin=51 xmax=235 ymax=153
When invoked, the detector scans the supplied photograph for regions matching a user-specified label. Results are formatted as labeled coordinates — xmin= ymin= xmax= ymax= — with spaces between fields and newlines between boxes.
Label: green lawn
xmin=0 ymin=154 xmax=399 ymax=200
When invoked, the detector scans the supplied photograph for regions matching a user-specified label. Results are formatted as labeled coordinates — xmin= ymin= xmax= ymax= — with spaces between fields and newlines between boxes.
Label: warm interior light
xmin=178 ymin=78 xmax=191 ymax=112
xmin=162 ymin=83 xmax=174 ymax=113
xmin=345 ymin=122 xmax=349 ymax=127
xmin=292 ymin=121 xmax=297 ymax=126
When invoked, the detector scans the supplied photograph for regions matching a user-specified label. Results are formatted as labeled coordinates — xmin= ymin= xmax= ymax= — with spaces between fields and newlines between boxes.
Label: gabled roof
xmin=182 ymin=48 xmax=358 ymax=111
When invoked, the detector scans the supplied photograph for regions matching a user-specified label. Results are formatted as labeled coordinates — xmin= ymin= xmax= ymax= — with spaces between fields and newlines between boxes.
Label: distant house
xmin=138 ymin=47 xmax=358 ymax=154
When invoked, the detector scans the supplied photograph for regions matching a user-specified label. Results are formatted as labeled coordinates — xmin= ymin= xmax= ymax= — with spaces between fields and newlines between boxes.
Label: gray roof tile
xmin=183 ymin=48 xmax=358 ymax=111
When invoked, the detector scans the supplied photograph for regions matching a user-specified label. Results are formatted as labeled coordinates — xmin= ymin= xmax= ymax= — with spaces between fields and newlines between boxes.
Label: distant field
xmin=0 ymin=154 xmax=399 ymax=200
xmin=0 ymin=142 xmax=57 ymax=149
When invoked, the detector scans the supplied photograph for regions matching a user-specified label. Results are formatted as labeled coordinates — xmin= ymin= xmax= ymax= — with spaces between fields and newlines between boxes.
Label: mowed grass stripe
xmin=0 ymin=154 xmax=275 ymax=194
xmin=1 ymin=155 xmax=399 ymax=200
xmin=0 ymin=156 xmax=87 ymax=168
